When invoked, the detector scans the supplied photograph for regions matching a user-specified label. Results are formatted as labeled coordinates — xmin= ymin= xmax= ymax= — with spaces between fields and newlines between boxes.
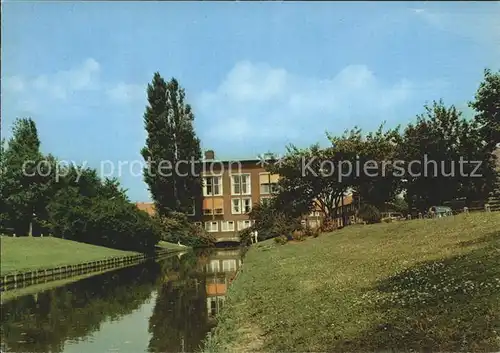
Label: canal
xmin=0 ymin=247 xmax=243 ymax=353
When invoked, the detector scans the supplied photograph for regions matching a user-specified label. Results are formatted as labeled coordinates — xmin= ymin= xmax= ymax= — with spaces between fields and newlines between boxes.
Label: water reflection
xmin=204 ymin=249 xmax=242 ymax=321
xmin=0 ymin=248 xmax=243 ymax=353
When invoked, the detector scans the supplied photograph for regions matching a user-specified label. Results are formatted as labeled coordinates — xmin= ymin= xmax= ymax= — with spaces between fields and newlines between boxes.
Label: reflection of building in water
xmin=204 ymin=250 xmax=242 ymax=320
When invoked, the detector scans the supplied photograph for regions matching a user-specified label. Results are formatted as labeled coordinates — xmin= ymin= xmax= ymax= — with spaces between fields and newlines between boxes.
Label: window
xmin=222 ymin=259 xmax=237 ymax=271
xmin=203 ymin=198 xmax=224 ymax=215
xmin=243 ymin=198 xmax=252 ymax=213
xmin=231 ymin=199 xmax=240 ymax=214
xmin=231 ymin=174 xmax=251 ymax=195
xmin=221 ymin=221 xmax=235 ymax=232
xmin=186 ymin=199 xmax=196 ymax=216
xmin=237 ymin=220 xmax=253 ymax=230
xmin=260 ymin=183 xmax=279 ymax=194
xmin=232 ymin=198 xmax=252 ymax=214
xmin=204 ymin=221 xmax=219 ymax=232
xmin=259 ymin=173 xmax=279 ymax=194
xmin=208 ymin=260 xmax=220 ymax=272
xmin=309 ymin=211 xmax=321 ymax=217
xmin=203 ymin=176 xmax=222 ymax=196
xmin=207 ymin=296 xmax=225 ymax=316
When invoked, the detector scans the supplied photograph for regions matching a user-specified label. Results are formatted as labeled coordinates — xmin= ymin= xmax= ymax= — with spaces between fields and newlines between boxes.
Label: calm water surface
xmin=0 ymin=248 xmax=243 ymax=353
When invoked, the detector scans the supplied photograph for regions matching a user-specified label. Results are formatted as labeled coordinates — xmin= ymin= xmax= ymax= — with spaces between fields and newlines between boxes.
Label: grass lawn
xmin=204 ymin=212 xmax=500 ymax=352
xmin=0 ymin=236 xmax=139 ymax=275
xmin=156 ymin=240 xmax=191 ymax=252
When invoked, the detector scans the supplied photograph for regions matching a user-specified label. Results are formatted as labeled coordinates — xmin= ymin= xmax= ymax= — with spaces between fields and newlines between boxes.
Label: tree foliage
xmin=247 ymin=198 xmax=302 ymax=242
xmin=1 ymin=118 xmax=161 ymax=252
xmin=141 ymin=74 xmax=202 ymax=217
xmin=269 ymin=124 xmax=400 ymax=221
xmin=358 ymin=204 xmax=382 ymax=224
xmin=155 ymin=212 xmax=215 ymax=247
xmin=469 ymin=68 xmax=500 ymax=149
xmin=268 ymin=76 xmax=497 ymax=224
xmin=399 ymin=101 xmax=495 ymax=212
xmin=0 ymin=118 xmax=49 ymax=235
xmin=328 ymin=124 xmax=402 ymax=209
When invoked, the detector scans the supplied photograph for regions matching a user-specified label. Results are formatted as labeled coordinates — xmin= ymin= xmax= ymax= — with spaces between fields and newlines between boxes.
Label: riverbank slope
xmin=205 ymin=212 xmax=500 ymax=352
xmin=0 ymin=236 xmax=140 ymax=275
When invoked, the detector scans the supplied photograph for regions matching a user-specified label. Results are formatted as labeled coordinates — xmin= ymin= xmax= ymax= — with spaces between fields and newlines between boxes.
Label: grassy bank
xmin=205 ymin=212 xmax=500 ymax=352
xmin=156 ymin=240 xmax=191 ymax=252
xmin=0 ymin=236 xmax=139 ymax=275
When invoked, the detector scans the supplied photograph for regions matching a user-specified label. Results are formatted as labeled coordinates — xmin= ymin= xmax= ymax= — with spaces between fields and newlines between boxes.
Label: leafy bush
xmin=274 ymin=235 xmax=288 ymax=245
xmin=239 ymin=228 xmax=253 ymax=246
xmin=359 ymin=204 xmax=382 ymax=224
xmin=249 ymin=200 xmax=302 ymax=241
xmin=156 ymin=212 xmax=215 ymax=247
xmin=46 ymin=188 xmax=161 ymax=253
xmin=319 ymin=219 xmax=338 ymax=233
xmin=291 ymin=230 xmax=306 ymax=241
xmin=304 ymin=225 xmax=320 ymax=238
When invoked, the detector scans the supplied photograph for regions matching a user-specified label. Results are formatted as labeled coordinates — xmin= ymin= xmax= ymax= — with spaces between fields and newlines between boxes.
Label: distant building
xmin=305 ymin=193 xmax=356 ymax=229
xmin=136 ymin=150 xmax=357 ymax=242
xmin=136 ymin=202 xmax=156 ymax=216
xmin=196 ymin=150 xmax=278 ymax=241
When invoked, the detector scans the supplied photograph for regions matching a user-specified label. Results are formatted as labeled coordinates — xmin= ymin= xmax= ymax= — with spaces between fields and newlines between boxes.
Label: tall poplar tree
xmin=141 ymin=73 xmax=202 ymax=217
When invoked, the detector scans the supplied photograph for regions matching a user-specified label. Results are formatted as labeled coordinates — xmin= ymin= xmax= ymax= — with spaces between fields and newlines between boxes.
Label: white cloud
xmin=106 ymin=82 xmax=146 ymax=103
xmin=3 ymin=76 xmax=25 ymax=93
xmin=2 ymin=58 xmax=147 ymax=117
xmin=3 ymin=58 xmax=101 ymax=105
xmin=216 ymin=61 xmax=289 ymax=102
xmin=197 ymin=62 xmax=427 ymax=143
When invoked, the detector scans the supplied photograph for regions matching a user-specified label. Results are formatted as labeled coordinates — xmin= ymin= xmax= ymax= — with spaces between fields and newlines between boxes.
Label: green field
xmin=0 ymin=236 xmax=139 ymax=275
xmin=205 ymin=212 xmax=500 ymax=352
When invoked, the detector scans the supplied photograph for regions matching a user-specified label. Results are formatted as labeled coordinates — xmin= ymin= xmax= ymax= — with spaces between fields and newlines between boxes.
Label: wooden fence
xmin=0 ymin=253 xmax=151 ymax=292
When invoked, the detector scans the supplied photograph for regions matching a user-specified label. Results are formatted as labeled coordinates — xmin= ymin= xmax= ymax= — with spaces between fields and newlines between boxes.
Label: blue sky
xmin=2 ymin=1 xmax=499 ymax=201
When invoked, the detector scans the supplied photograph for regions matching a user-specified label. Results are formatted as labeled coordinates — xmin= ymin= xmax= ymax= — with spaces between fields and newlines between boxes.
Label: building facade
xmin=136 ymin=150 xmax=356 ymax=242
xmin=197 ymin=151 xmax=279 ymax=241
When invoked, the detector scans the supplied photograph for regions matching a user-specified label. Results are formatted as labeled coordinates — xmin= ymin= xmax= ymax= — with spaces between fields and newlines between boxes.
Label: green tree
xmin=0 ymin=138 xmax=8 ymax=232
xmin=46 ymin=177 xmax=160 ymax=252
xmin=270 ymin=144 xmax=351 ymax=221
xmin=155 ymin=212 xmax=215 ymax=247
xmin=328 ymin=124 xmax=402 ymax=211
xmin=385 ymin=195 xmax=409 ymax=214
xmin=0 ymin=118 xmax=48 ymax=235
xmin=399 ymin=101 xmax=492 ymax=212
xmin=141 ymin=74 xmax=202 ymax=217
xmin=358 ymin=204 xmax=382 ymax=224
xmin=247 ymin=198 xmax=301 ymax=242
xmin=469 ymin=68 xmax=500 ymax=149
xmin=271 ymin=125 xmax=401 ymax=223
